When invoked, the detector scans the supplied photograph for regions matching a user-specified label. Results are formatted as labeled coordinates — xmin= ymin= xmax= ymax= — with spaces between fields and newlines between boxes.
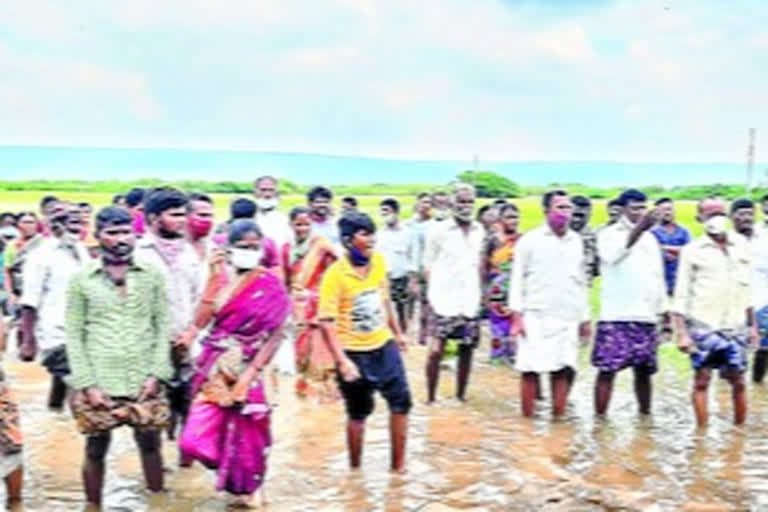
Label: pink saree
xmin=179 ymin=267 xmax=291 ymax=496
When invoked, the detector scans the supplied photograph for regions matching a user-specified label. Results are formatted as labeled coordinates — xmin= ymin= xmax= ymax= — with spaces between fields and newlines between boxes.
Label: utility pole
xmin=473 ymin=154 xmax=479 ymax=172
xmin=747 ymin=128 xmax=755 ymax=193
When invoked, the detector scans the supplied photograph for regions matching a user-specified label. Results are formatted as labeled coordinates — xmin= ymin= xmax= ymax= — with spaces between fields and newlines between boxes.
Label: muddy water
xmin=5 ymin=340 xmax=768 ymax=511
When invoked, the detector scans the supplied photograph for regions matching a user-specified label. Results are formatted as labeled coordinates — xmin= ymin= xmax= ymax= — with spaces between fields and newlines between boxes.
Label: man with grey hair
xmin=424 ymin=183 xmax=485 ymax=403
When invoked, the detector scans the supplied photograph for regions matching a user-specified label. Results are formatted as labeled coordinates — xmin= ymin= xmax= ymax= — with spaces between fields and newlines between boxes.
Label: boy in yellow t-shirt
xmin=318 ymin=212 xmax=411 ymax=473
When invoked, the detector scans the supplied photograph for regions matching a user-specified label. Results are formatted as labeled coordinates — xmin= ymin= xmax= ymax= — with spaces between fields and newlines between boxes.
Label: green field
xmin=0 ymin=190 xmax=706 ymax=236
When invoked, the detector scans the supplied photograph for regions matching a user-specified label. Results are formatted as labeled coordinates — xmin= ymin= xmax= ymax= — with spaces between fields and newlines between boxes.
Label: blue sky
xmin=1 ymin=0 xmax=766 ymax=162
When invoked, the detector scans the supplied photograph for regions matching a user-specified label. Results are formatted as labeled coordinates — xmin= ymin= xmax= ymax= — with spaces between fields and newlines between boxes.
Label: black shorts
xmin=337 ymin=340 xmax=412 ymax=420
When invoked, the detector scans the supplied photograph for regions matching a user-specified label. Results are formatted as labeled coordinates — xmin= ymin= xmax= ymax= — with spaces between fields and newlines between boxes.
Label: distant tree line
xmin=0 ymin=172 xmax=761 ymax=200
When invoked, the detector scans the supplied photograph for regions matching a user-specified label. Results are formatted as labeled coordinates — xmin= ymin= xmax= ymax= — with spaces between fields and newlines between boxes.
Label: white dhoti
xmin=515 ymin=312 xmax=580 ymax=373
xmin=273 ymin=319 xmax=297 ymax=375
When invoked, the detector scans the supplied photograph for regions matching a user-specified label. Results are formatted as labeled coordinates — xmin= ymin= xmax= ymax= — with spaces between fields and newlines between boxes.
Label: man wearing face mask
xmin=19 ymin=203 xmax=90 ymax=410
xmin=424 ymin=183 xmax=485 ymax=404
xmin=672 ymin=198 xmax=757 ymax=428
xmin=570 ymin=196 xmax=599 ymax=286
xmin=134 ymin=188 xmax=201 ymax=455
xmin=509 ymin=190 xmax=591 ymax=419
xmin=317 ymin=212 xmax=411 ymax=473
xmin=186 ymin=193 xmax=216 ymax=290
xmin=405 ymin=193 xmax=433 ymax=344
xmin=66 ymin=207 xmax=171 ymax=508
xmin=376 ymin=198 xmax=417 ymax=335
xmin=253 ymin=176 xmax=292 ymax=250
xmin=593 ymin=189 xmax=667 ymax=417
xmin=308 ymin=186 xmax=340 ymax=246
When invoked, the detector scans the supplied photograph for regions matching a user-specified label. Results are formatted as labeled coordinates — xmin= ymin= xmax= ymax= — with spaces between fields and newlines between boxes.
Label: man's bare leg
xmin=692 ymin=369 xmax=711 ymax=428
xmin=134 ymin=429 xmax=164 ymax=492
xmin=725 ymin=372 xmax=747 ymax=425
xmin=83 ymin=433 xmax=111 ymax=507
xmin=633 ymin=367 xmax=653 ymax=415
xmin=753 ymin=350 xmax=768 ymax=383
xmin=389 ymin=413 xmax=407 ymax=473
xmin=594 ymin=371 xmax=615 ymax=416
xmin=551 ymin=368 xmax=571 ymax=418
xmin=426 ymin=339 xmax=446 ymax=404
xmin=456 ymin=345 xmax=473 ymax=402
xmin=346 ymin=420 xmax=365 ymax=469
xmin=521 ymin=372 xmax=539 ymax=417
xmin=4 ymin=465 xmax=22 ymax=507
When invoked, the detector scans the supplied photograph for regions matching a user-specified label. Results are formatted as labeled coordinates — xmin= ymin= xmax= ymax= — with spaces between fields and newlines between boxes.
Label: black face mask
xmin=101 ymin=242 xmax=134 ymax=265
xmin=158 ymin=225 xmax=184 ymax=239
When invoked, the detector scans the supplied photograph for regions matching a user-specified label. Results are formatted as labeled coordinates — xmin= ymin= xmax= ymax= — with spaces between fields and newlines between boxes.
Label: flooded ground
xmin=4 ymin=339 xmax=768 ymax=511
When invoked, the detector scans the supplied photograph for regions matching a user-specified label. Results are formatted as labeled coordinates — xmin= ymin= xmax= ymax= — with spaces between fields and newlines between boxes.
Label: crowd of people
xmin=0 ymin=176 xmax=764 ymax=508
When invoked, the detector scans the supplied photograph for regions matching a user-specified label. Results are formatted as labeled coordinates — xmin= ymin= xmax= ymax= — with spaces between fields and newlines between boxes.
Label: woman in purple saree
xmin=178 ymin=220 xmax=290 ymax=506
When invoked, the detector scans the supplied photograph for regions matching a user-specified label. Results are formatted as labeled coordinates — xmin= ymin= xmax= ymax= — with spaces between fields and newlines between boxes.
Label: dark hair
xmin=655 ymin=197 xmax=673 ymax=207
xmin=228 ymin=219 xmax=263 ymax=244
xmin=40 ymin=195 xmax=59 ymax=210
xmin=289 ymin=206 xmax=312 ymax=220
xmin=187 ymin=192 xmax=213 ymax=212
xmin=308 ymin=186 xmax=333 ymax=203
xmin=608 ymin=198 xmax=622 ymax=208
xmin=571 ymin=195 xmax=591 ymax=208
xmin=380 ymin=198 xmax=400 ymax=214
xmin=730 ymin=198 xmax=755 ymax=215
xmin=112 ymin=194 xmax=125 ymax=205
xmin=339 ymin=212 xmax=376 ymax=240
xmin=16 ymin=211 xmax=37 ymax=221
xmin=95 ymin=206 xmax=133 ymax=232
xmin=492 ymin=198 xmax=508 ymax=207
xmin=477 ymin=204 xmax=493 ymax=220
xmin=230 ymin=198 xmax=257 ymax=220
xmin=342 ymin=196 xmax=358 ymax=207
xmin=542 ymin=189 xmax=568 ymax=210
xmin=0 ymin=212 xmax=17 ymax=222
xmin=761 ymin=194 xmax=768 ymax=204
xmin=617 ymin=189 xmax=647 ymax=206
xmin=254 ymin=175 xmax=277 ymax=187
xmin=417 ymin=192 xmax=431 ymax=201
xmin=143 ymin=188 xmax=188 ymax=217
xmin=432 ymin=191 xmax=448 ymax=198
xmin=125 ymin=188 xmax=146 ymax=208
xmin=78 ymin=202 xmax=92 ymax=210
xmin=499 ymin=203 xmax=519 ymax=215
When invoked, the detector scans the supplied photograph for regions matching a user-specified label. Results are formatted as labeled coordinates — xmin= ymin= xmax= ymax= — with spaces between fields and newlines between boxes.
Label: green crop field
xmin=0 ymin=190 xmax=706 ymax=236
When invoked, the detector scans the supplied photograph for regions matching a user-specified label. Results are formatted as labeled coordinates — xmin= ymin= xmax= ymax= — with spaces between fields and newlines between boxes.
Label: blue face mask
xmin=348 ymin=246 xmax=370 ymax=266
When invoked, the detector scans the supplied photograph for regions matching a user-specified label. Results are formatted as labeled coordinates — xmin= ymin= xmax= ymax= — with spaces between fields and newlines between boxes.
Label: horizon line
xmin=0 ymin=143 xmax=760 ymax=167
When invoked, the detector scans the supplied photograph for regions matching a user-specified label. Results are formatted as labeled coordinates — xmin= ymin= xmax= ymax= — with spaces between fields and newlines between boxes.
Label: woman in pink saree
xmin=178 ymin=220 xmax=291 ymax=506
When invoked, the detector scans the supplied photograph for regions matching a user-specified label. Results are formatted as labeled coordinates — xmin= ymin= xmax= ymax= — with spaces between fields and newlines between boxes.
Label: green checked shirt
xmin=65 ymin=259 xmax=173 ymax=397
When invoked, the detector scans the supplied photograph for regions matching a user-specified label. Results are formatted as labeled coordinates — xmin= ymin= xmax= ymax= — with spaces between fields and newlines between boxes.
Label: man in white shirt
xmin=308 ymin=186 xmax=340 ymax=245
xmin=377 ymin=198 xmax=417 ymax=334
xmin=405 ymin=193 xmax=433 ymax=344
xmin=19 ymin=203 xmax=90 ymax=410
xmin=424 ymin=183 xmax=485 ymax=404
xmin=509 ymin=190 xmax=591 ymax=418
xmin=254 ymin=175 xmax=296 ymax=376
xmin=135 ymin=188 xmax=201 ymax=453
xmin=254 ymin=175 xmax=293 ymax=251
xmin=593 ymin=189 xmax=667 ymax=416
xmin=672 ymin=198 xmax=758 ymax=427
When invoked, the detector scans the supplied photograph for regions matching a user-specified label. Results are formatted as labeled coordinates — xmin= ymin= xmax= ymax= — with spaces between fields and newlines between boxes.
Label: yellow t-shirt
xmin=318 ymin=252 xmax=392 ymax=351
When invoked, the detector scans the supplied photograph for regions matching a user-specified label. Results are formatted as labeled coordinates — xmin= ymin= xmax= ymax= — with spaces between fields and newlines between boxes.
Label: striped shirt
xmin=65 ymin=259 xmax=172 ymax=396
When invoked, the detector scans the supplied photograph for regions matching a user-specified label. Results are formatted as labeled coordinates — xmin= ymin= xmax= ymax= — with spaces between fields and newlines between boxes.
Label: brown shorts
xmin=70 ymin=391 xmax=170 ymax=436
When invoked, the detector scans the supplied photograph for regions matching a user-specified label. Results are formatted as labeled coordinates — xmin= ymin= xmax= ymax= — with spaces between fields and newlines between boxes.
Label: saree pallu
xmin=284 ymin=237 xmax=337 ymax=385
xmin=485 ymin=234 xmax=518 ymax=360
xmin=180 ymin=268 xmax=290 ymax=496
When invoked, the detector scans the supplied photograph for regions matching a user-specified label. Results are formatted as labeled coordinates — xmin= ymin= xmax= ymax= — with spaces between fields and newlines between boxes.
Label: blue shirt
xmin=651 ymin=223 xmax=691 ymax=295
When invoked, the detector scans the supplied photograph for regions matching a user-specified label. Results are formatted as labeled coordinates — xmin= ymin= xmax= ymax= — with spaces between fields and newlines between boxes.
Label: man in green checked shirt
xmin=65 ymin=207 xmax=172 ymax=508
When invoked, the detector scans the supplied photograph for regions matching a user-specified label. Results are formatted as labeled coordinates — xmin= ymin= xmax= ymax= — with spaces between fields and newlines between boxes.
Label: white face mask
xmin=230 ymin=247 xmax=263 ymax=270
xmin=434 ymin=208 xmax=449 ymax=221
xmin=705 ymin=214 xmax=729 ymax=236
xmin=380 ymin=213 xmax=396 ymax=225
xmin=256 ymin=198 xmax=278 ymax=211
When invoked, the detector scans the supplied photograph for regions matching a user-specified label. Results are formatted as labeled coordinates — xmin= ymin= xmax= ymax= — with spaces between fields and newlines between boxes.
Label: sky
xmin=1 ymin=0 xmax=766 ymax=163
